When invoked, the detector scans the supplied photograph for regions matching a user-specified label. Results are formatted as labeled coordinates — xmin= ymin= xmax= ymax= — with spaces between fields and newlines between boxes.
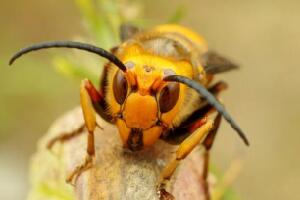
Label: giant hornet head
xmin=107 ymin=45 xmax=192 ymax=150
xmin=9 ymin=40 xmax=249 ymax=151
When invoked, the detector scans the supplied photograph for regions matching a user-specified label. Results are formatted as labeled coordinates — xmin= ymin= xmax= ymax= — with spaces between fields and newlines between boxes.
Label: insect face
xmin=109 ymin=54 xmax=187 ymax=150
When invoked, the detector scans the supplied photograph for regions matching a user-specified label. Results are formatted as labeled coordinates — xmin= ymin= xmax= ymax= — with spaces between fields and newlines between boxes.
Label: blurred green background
xmin=1 ymin=0 xmax=300 ymax=199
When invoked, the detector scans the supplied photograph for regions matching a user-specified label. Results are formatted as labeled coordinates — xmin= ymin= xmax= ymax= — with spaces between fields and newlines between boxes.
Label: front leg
xmin=158 ymin=119 xmax=214 ymax=200
xmin=159 ymin=81 xmax=227 ymax=199
xmin=47 ymin=79 xmax=110 ymax=149
xmin=66 ymin=79 xmax=98 ymax=184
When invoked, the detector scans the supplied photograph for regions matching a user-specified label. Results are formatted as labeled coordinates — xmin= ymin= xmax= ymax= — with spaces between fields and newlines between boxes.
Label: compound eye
xmin=113 ymin=70 xmax=128 ymax=104
xmin=159 ymin=82 xmax=180 ymax=113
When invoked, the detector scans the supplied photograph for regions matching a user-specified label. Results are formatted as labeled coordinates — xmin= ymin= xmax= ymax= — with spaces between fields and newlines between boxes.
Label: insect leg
xmin=158 ymin=119 xmax=214 ymax=200
xmin=46 ymin=79 xmax=111 ymax=151
xmin=202 ymin=113 xmax=222 ymax=200
xmin=158 ymin=81 xmax=227 ymax=199
xmin=47 ymin=124 xmax=85 ymax=150
xmin=65 ymin=79 xmax=98 ymax=184
xmin=85 ymin=79 xmax=113 ymax=123
xmin=208 ymin=81 xmax=228 ymax=96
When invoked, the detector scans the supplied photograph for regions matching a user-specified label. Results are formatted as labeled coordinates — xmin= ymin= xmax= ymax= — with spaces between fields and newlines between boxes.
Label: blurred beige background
xmin=1 ymin=0 xmax=300 ymax=199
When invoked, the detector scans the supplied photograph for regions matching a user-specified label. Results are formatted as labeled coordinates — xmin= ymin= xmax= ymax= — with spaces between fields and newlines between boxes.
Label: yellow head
xmin=106 ymin=45 xmax=193 ymax=151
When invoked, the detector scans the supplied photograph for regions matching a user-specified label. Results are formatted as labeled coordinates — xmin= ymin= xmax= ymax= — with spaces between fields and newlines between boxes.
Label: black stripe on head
xmin=9 ymin=41 xmax=127 ymax=72
xmin=163 ymin=75 xmax=249 ymax=146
